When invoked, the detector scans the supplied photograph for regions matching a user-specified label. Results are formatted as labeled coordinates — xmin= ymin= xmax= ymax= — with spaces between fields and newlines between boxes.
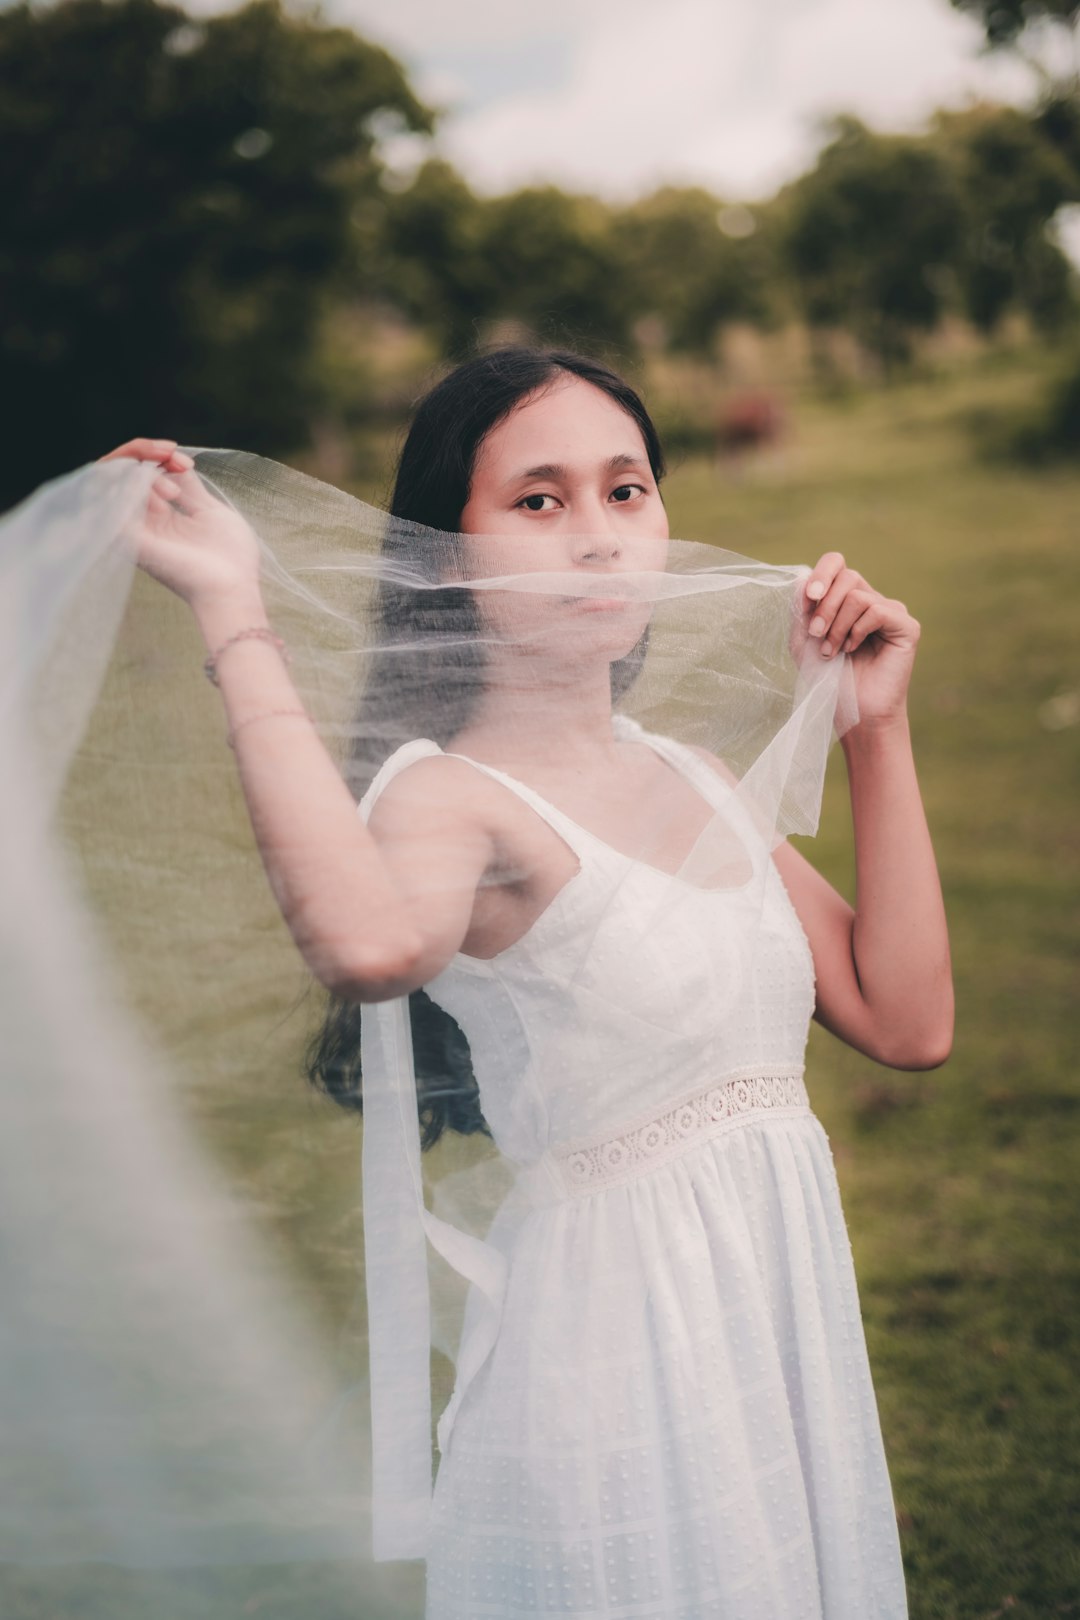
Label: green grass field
xmin=8 ymin=344 xmax=1078 ymax=1619
xmin=663 ymin=348 xmax=1080 ymax=1619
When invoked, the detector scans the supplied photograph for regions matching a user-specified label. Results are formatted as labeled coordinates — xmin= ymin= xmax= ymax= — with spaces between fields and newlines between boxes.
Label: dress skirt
xmin=424 ymin=1091 xmax=907 ymax=1619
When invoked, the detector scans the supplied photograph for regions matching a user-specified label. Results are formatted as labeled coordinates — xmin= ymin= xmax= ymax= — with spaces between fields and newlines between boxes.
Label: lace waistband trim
xmin=550 ymin=1071 xmax=810 ymax=1195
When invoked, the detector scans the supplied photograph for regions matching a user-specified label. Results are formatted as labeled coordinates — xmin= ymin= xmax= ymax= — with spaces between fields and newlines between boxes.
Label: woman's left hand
xmin=804 ymin=552 xmax=920 ymax=726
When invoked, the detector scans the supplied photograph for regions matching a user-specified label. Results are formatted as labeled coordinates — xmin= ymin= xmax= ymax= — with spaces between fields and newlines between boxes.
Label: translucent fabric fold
xmin=0 ymin=450 xmax=855 ymax=1601
xmin=360 ymin=994 xmax=510 ymax=1561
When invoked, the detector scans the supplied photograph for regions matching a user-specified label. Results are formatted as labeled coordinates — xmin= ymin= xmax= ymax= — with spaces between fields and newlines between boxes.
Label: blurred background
xmin=1 ymin=1 xmax=1078 ymax=1616
xmin=5 ymin=0 xmax=1080 ymax=502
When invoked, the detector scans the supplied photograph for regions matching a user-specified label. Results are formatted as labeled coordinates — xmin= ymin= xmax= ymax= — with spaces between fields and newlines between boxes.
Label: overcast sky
xmin=323 ymin=0 xmax=1040 ymax=201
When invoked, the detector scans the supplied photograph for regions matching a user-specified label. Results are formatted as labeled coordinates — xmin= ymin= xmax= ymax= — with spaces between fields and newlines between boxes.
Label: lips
xmin=561 ymin=576 xmax=642 ymax=607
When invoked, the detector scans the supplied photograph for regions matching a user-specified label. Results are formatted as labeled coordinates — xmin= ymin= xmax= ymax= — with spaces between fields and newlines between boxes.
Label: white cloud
xmin=329 ymin=0 xmax=647 ymax=55
xmin=189 ymin=0 xmax=1044 ymax=199
xmin=432 ymin=0 xmax=1039 ymax=199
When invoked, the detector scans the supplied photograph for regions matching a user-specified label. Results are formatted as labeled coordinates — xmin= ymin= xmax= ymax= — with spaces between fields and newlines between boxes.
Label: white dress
xmin=362 ymin=716 xmax=908 ymax=1620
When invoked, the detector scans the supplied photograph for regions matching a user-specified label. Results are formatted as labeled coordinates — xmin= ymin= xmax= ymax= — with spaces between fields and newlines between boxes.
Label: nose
xmin=569 ymin=506 xmax=621 ymax=565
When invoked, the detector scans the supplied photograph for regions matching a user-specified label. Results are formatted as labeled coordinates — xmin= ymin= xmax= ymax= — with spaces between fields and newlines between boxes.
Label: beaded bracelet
xmin=204 ymin=626 xmax=289 ymax=687
xmin=226 ymin=708 xmax=310 ymax=751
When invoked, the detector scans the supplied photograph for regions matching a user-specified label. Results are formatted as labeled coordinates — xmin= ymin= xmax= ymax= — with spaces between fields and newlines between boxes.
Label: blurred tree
xmin=950 ymin=0 xmax=1080 ymax=452
xmin=946 ymin=0 xmax=1080 ymax=176
xmin=611 ymin=187 xmax=778 ymax=352
xmin=950 ymin=0 xmax=1080 ymax=179
xmin=949 ymin=0 xmax=1079 ymax=63
xmin=477 ymin=186 xmax=633 ymax=353
xmin=781 ymin=119 xmax=964 ymax=372
xmin=353 ymin=169 xmax=633 ymax=357
xmin=0 ymin=0 xmax=431 ymax=504
xmin=377 ymin=159 xmax=493 ymax=354
xmin=1036 ymin=90 xmax=1080 ymax=178
xmin=934 ymin=105 xmax=1078 ymax=331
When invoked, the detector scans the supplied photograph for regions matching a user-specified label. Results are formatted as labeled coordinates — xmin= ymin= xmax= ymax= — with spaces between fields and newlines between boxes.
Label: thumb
xmin=170 ymin=467 xmax=238 ymax=517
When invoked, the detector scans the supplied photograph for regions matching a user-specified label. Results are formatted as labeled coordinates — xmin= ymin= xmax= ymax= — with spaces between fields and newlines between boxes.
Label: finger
xmin=144 ymin=490 xmax=170 ymax=521
xmin=153 ymin=475 xmax=181 ymax=502
xmin=804 ymin=552 xmax=846 ymax=607
xmin=133 ymin=490 xmax=178 ymax=544
xmin=819 ymin=591 xmax=873 ymax=658
xmin=842 ymin=599 xmax=919 ymax=654
xmin=99 ymin=437 xmax=179 ymax=464
xmin=170 ymin=467 xmax=227 ymax=513
xmin=840 ymin=601 xmax=890 ymax=655
xmin=808 ymin=566 xmax=866 ymax=640
xmin=820 ymin=591 xmax=878 ymax=658
xmin=162 ymin=449 xmax=194 ymax=473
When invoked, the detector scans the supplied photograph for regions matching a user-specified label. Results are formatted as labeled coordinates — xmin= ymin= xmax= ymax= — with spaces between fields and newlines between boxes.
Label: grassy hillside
xmin=9 ymin=345 xmax=1077 ymax=1619
xmin=663 ymin=349 xmax=1080 ymax=1619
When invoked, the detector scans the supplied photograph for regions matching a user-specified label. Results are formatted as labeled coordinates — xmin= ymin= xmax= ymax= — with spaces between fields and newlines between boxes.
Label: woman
xmin=104 ymin=346 xmax=952 ymax=1618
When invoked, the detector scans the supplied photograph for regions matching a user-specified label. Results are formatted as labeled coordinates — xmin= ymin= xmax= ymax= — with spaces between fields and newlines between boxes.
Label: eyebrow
xmin=510 ymin=453 xmax=648 ymax=484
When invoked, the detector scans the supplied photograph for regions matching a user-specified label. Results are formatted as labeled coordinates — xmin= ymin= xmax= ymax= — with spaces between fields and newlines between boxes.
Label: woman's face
xmin=458 ymin=374 xmax=669 ymax=670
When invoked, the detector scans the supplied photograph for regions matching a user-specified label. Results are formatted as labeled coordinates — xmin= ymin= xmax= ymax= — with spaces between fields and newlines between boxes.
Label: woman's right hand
xmin=99 ymin=438 xmax=263 ymax=610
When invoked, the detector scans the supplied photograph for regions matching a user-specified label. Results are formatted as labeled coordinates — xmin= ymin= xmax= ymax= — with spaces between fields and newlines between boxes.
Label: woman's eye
xmin=518 ymin=493 xmax=557 ymax=512
xmin=610 ymin=484 xmax=643 ymax=503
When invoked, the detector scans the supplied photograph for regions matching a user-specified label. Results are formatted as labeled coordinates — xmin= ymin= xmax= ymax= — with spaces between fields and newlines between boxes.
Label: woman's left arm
xmin=772 ymin=551 xmax=954 ymax=1070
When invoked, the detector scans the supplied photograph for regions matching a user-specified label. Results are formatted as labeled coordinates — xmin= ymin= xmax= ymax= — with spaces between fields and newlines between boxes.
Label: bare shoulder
xmin=366 ymin=752 xmax=504 ymax=842
xmin=365 ymin=748 xmax=579 ymax=908
xmin=361 ymin=751 xmax=578 ymax=964
xmin=367 ymin=751 xmax=486 ymax=810
xmin=684 ymin=741 xmax=740 ymax=790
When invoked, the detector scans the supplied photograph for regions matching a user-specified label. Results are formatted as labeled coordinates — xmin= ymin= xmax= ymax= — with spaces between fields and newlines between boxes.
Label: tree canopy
xmin=0 ymin=0 xmax=431 ymax=499
xmin=781 ymin=119 xmax=966 ymax=370
xmin=611 ymin=188 xmax=777 ymax=352
xmin=936 ymin=104 xmax=1079 ymax=331
xmin=2 ymin=0 xmax=1078 ymax=503
xmin=950 ymin=0 xmax=1080 ymax=49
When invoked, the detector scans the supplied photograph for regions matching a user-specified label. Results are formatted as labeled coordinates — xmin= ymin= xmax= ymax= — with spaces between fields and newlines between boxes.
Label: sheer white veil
xmin=0 ymin=449 xmax=854 ymax=1608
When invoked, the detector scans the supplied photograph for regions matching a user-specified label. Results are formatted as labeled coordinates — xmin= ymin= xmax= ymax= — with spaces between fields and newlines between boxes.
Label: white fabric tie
xmin=361 ymin=996 xmax=508 ymax=1562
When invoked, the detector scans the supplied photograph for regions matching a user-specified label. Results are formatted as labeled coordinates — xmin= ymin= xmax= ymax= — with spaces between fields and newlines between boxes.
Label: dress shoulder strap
xmin=357 ymin=738 xmax=594 ymax=861
xmin=614 ymin=713 xmax=769 ymax=873
xmin=356 ymin=738 xmax=443 ymax=823
xmin=612 ymin=714 xmax=733 ymax=807
xmin=441 ymin=752 xmax=595 ymax=861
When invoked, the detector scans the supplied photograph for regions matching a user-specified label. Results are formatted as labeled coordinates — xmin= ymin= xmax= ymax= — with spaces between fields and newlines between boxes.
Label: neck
xmin=453 ymin=659 xmax=619 ymax=774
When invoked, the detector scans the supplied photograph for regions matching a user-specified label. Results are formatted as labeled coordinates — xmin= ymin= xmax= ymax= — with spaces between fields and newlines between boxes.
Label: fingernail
xmin=158 ymin=478 xmax=180 ymax=499
xmin=807 ymin=581 xmax=824 ymax=600
xmin=820 ymin=642 xmax=834 ymax=658
xmin=809 ymin=616 xmax=826 ymax=637
xmin=173 ymin=451 xmax=194 ymax=470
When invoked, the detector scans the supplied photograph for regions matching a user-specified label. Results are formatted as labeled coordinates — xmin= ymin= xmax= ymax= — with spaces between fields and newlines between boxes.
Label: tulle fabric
xmin=0 ymin=451 xmax=869 ymax=1616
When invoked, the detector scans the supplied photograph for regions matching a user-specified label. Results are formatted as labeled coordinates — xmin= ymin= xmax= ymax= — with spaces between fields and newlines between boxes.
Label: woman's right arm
xmin=195 ymin=590 xmax=493 ymax=1000
xmin=107 ymin=440 xmax=492 ymax=1001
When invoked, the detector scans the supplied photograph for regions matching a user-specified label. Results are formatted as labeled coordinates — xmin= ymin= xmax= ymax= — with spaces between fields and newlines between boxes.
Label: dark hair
xmin=387 ymin=346 xmax=665 ymax=533
xmin=305 ymin=347 xmax=666 ymax=1147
